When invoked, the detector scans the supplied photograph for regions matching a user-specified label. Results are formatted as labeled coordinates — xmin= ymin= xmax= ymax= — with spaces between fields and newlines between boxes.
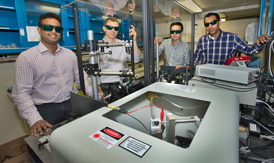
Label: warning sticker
xmin=119 ymin=136 xmax=151 ymax=158
xmin=89 ymin=126 xmax=125 ymax=149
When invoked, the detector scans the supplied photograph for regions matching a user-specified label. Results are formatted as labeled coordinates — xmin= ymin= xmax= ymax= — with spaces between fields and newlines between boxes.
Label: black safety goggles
xmin=204 ymin=20 xmax=218 ymax=27
xmin=170 ymin=30 xmax=181 ymax=34
xmin=39 ymin=24 xmax=63 ymax=33
xmin=105 ymin=25 xmax=119 ymax=31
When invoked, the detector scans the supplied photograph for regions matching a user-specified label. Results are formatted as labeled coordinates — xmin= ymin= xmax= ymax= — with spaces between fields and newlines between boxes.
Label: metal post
xmin=190 ymin=14 xmax=195 ymax=79
xmin=150 ymin=3 xmax=155 ymax=83
xmin=156 ymin=43 xmax=159 ymax=81
xmin=166 ymin=113 xmax=176 ymax=144
xmin=142 ymin=0 xmax=151 ymax=86
xmin=267 ymin=0 xmax=274 ymax=36
xmin=73 ymin=6 xmax=86 ymax=95
xmin=87 ymin=30 xmax=99 ymax=100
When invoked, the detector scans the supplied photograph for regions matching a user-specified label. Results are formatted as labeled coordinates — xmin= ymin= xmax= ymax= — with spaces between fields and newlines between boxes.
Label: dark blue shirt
xmin=194 ymin=30 xmax=264 ymax=65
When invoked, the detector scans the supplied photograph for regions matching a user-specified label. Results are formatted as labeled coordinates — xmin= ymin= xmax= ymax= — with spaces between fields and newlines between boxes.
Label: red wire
xmin=127 ymin=104 xmax=165 ymax=121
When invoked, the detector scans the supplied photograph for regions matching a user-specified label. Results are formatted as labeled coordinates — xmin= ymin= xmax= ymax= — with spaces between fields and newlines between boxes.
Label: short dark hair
xmin=170 ymin=22 xmax=184 ymax=31
xmin=38 ymin=12 xmax=61 ymax=26
xmin=204 ymin=13 xmax=220 ymax=22
xmin=104 ymin=17 xmax=119 ymax=26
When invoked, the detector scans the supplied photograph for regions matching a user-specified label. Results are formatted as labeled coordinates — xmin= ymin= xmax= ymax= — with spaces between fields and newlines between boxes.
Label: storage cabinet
xmin=0 ymin=0 xmax=145 ymax=54
xmin=0 ymin=0 xmax=25 ymax=53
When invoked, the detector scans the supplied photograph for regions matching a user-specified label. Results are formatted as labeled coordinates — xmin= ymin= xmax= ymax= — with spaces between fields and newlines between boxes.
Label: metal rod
xmin=156 ymin=43 xmax=159 ymax=81
xmin=97 ymin=43 xmax=125 ymax=47
xmin=142 ymin=0 xmax=151 ymax=86
xmin=73 ymin=6 xmax=86 ymax=95
xmin=131 ymin=40 xmax=135 ymax=75
xmin=95 ymin=71 xmax=134 ymax=76
xmin=166 ymin=113 xmax=176 ymax=144
xmin=87 ymin=30 xmax=99 ymax=100
xmin=150 ymin=4 xmax=155 ymax=83
xmin=175 ymin=119 xmax=197 ymax=123
xmin=190 ymin=13 xmax=195 ymax=79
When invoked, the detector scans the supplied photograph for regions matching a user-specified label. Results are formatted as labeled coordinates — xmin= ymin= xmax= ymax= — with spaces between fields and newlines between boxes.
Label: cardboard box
xmin=4 ymin=152 xmax=31 ymax=163
xmin=0 ymin=135 xmax=28 ymax=163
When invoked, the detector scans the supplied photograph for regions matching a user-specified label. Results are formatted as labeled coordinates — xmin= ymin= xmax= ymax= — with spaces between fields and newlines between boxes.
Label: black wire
xmin=201 ymin=77 xmax=257 ymax=89
xmin=239 ymin=139 xmax=246 ymax=146
xmin=126 ymin=113 xmax=150 ymax=132
xmin=195 ymin=78 xmax=258 ymax=92
xmin=244 ymin=146 xmax=274 ymax=163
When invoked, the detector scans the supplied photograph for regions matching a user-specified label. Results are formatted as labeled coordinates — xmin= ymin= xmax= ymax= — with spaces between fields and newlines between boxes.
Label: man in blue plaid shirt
xmin=194 ymin=12 xmax=271 ymax=65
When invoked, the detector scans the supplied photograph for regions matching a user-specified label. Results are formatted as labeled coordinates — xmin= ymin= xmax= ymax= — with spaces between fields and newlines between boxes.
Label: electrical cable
xmin=200 ymin=77 xmax=257 ymax=90
xmin=262 ymin=106 xmax=274 ymax=117
xmin=126 ymin=113 xmax=150 ymax=132
xmin=268 ymin=40 xmax=274 ymax=77
xmin=244 ymin=142 xmax=274 ymax=163
xmin=127 ymin=104 xmax=164 ymax=113
xmin=256 ymin=99 xmax=274 ymax=114
xmin=161 ymin=96 xmax=208 ymax=109
xmin=262 ymin=158 xmax=274 ymax=163
xmin=195 ymin=78 xmax=257 ymax=92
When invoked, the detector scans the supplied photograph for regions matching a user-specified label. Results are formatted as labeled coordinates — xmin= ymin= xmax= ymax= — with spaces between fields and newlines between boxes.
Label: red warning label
xmin=89 ymin=126 xmax=125 ymax=149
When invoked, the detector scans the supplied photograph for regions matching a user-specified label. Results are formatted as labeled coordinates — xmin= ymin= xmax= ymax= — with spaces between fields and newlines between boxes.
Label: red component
xmin=160 ymin=108 xmax=164 ymax=121
xmin=225 ymin=56 xmax=251 ymax=66
xmin=104 ymin=129 xmax=121 ymax=138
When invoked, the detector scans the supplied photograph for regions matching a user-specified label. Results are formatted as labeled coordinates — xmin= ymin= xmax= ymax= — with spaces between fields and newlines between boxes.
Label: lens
xmin=211 ymin=20 xmax=218 ymax=25
xmin=42 ymin=25 xmax=53 ymax=31
xmin=54 ymin=26 xmax=63 ymax=33
xmin=40 ymin=25 xmax=63 ymax=33
xmin=204 ymin=20 xmax=218 ymax=27
xmin=204 ymin=23 xmax=209 ymax=27
xmin=170 ymin=30 xmax=181 ymax=34
xmin=105 ymin=25 xmax=119 ymax=31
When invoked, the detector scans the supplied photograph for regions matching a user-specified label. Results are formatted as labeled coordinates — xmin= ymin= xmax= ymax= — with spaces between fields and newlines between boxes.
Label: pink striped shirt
xmin=12 ymin=42 xmax=93 ymax=126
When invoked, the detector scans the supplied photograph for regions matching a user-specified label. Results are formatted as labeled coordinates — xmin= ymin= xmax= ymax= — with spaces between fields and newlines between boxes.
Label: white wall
xmin=220 ymin=18 xmax=259 ymax=41
xmin=0 ymin=62 xmax=26 ymax=145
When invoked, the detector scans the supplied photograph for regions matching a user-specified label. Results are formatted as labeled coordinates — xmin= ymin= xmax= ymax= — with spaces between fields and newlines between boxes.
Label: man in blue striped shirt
xmin=194 ymin=12 xmax=271 ymax=65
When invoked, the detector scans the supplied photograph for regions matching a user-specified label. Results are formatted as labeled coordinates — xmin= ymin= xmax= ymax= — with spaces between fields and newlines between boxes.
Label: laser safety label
xmin=89 ymin=126 xmax=125 ymax=149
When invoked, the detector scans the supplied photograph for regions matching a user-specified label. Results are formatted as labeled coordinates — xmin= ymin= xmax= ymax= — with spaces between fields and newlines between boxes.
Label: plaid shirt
xmin=194 ymin=30 xmax=264 ymax=65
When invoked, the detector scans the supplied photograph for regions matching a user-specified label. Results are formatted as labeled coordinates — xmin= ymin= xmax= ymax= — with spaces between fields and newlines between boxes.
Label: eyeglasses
xmin=105 ymin=25 xmax=119 ymax=31
xmin=170 ymin=30 xmax=181 ymax=34
xmin=107 ymin=14 xmax=118 ymax=18
xmin=204 ymin=20 xmax=218 ymax=27
xmin=39 ymin=24 xmax=63 ymax=33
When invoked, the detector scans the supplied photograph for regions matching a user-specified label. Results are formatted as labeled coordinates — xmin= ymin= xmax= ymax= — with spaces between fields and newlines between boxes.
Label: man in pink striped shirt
xmin=12 ymin=13 xmax=96 ymax=137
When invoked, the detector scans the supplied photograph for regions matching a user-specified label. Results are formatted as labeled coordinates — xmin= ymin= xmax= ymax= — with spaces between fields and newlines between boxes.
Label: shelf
xmin=0 ymin=48 xmax=29 ymax=54
xmin=0 ymin=27 xmax=20 ymax=30
xmin=0 ymin=5 xmax=15 ymax=10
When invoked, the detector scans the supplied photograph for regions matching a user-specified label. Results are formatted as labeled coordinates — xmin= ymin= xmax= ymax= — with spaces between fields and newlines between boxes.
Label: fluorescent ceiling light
xmin=174 ymin=0 xmax=202 ymax=13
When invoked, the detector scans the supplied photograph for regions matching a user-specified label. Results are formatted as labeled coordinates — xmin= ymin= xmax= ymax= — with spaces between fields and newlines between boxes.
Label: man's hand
xmin=154 ymin=37 xmax=160 ymax=44
xmin=98 ymin=85 xmax=105 ymax=100
xmin=175 ymin=65 xmax=183 ymax=69
xmin=31 ymin=120 xmax=52 ymax=137
xmin=129 ymin=25 xmax=137 ymax=41
xmin=255 ymin=34 xmax=272 ymax=45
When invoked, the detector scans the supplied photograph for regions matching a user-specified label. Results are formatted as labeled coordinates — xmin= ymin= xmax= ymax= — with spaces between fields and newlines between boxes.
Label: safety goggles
xmin=204 ymin=20 xmax=218 ymax=27
xmin=170 ymin=30 xmax=181 ymax=34
xmin=39 ymin=24 xmax=63 ymax=33
xmin=107 ymin=14 xmax=118 ymax=18
xmin=105 ymin=25 xmax=119 ymax=31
